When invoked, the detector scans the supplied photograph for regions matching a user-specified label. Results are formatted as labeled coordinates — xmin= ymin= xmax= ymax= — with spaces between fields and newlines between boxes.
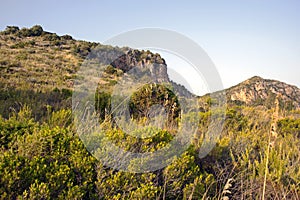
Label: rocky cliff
xmin=108 ymin=49 xmax=193 ymax=97
xmin=110 ymin=49 xmax=169 ymax=83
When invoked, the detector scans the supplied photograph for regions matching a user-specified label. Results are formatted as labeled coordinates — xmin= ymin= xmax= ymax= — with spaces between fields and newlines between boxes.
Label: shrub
xmin=30 ymin=25 xmax=43 ymax=36
xmin=42 ymin=33 xmax=60 ymax=41
xmin=61 ymin=34 xmax=73 ymax=40
xmin=3 ymin=26 xmax=20 ymax=35
xmin=104 ymin=65 xmax=117 ymax=75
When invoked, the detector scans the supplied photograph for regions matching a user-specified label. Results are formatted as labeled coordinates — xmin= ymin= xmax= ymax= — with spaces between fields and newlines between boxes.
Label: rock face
xmin=227 ymin=76 xmax=300 ymax=108
xmin=111 ymin=49 xmax=169 ymax=83
xmin=110 ymin=49 xmax=194 ymax=97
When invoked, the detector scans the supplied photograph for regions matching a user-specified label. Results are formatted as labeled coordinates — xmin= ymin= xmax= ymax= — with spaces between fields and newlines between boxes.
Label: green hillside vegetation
xmin=0 ymin=26 xmax=299 ymax=199
xmin=0 ymin=25 xmax=92 ymax=119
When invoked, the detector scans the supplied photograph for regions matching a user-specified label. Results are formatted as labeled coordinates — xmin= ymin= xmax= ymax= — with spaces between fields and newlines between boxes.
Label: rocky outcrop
xmin=227 ymin=76 xmax=300 ymax=109
xmin=111 ymin=49 xmax=169 ymax=83
xmin=110 ymin=49 xmax=196 ymax=97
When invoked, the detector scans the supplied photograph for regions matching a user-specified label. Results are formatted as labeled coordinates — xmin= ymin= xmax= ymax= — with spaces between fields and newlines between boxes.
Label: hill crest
xmin=1 ymin=25 xmax=300 ymax=111
xmin=226 ymin=76 xmax=300 ymax=109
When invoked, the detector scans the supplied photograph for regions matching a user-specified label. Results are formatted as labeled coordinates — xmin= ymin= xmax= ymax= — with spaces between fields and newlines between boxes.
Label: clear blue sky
xmin=1 ymin=0 xmax=300 ymax=93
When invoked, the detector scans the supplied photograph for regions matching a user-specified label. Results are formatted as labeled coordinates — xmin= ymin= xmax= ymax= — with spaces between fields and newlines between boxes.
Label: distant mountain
xmin=225 ymin=76 xmax=300 ymax=110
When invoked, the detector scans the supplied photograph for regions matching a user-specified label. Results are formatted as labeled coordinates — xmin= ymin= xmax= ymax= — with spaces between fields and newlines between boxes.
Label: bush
xmin=104 ymin=65 xmax=117 ymax=75
xmin=61 ymin=34 xmax=73 ymax=40
xmin=129 ymin=83 xmax=180 ymax=124
xmin=30 ymin=25 xmax=43 ymax=36
xmin=42 ymin=33 xmax=60 ymax=41
xmin=3 ymin=26 xmax=19 ymax=35
xmin=16 ymin=25 xmax=44 ymax=37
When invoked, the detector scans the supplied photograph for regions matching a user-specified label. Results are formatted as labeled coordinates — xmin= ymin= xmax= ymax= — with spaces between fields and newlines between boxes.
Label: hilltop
xmin=225 ymin=76 xmax=300 ymax=109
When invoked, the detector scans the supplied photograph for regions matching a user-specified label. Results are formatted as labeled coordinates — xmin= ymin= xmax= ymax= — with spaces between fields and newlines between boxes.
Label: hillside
xmin=0 ymin=25 xmax=186 ymax=120
xmin=226 ymin=76 xmax=300 ymax=109
xmin=0 ymin=26 xmax=299 ymax=199
xmin=1 ymin=25 xmax=300 ymax=113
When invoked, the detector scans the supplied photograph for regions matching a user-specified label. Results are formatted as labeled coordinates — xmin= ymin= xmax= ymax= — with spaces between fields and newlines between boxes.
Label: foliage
xmin=277 ymin=118 xmax=300 ymax=136
xmin=0 ymin=107 xmax=97 ymax=199
xmin=0 ymin=104 xmax=298 ymax=199
xmin=0 ymin=26 xmax=300 ymax=199
xmin=129 ymin=83 xmax=180 ymax=126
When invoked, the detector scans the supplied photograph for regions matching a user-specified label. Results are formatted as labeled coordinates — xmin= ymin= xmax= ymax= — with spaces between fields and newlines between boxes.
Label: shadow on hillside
xmin=0 ymin=87 xmax=72 ymax=121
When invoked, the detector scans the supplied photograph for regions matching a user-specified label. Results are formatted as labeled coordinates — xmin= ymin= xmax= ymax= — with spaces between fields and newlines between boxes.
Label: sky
xmin=1 ymin=0 xmax=300 ymax=95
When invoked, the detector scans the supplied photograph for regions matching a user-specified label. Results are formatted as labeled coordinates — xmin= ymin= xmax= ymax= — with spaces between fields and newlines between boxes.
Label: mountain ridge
xmin=0 ymin=25 xmax=299 ymax=113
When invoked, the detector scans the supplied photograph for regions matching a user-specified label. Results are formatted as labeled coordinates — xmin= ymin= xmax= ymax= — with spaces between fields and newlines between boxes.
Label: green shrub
xmin=61 ymin=34 xmax=73 ymax=40
xmin=3 ymin=26 xmax=20 ymax=35
xmin=30 ymin=25 xmax=43 ymax=36
xmin=42 ymin=33 xmax=60 ymax=41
